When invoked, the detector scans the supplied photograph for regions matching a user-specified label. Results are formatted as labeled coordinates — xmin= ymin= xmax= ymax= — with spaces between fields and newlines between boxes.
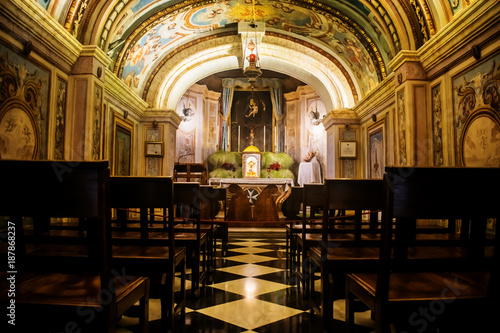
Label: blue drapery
xmin=221 ymin=86 xmax=233 ymax=151
xmin=271 ymin=86 xmax=283 ymax=152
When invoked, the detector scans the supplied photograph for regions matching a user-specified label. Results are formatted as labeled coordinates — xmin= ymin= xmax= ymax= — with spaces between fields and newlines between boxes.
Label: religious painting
xmin=230 ymin=90 xmax=273 ymax=152
xmin=0 ymin=104 xmax=39 ymax=159
xmin=368 ymin=122 xmax=385 ymax=179
xmin=112 ymin=113 xmax=134 ymax=176
xmin=460 ymin=112 xmax=500 ymax=167
xmin=0 ymin=44 xmax=50 ymax=160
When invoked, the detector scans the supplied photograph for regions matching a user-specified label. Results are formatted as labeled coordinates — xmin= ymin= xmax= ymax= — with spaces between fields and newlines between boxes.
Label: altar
xmin=209 ymin=178 xmax=293 ymax=221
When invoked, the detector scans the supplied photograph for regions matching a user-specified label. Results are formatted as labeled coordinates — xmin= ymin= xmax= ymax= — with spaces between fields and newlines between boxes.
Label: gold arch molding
xmin=144 ymin=34 xmax=359 ymax=112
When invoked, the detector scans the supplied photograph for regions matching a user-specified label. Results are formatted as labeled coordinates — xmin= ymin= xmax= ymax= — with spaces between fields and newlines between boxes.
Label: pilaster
xmin=323 ymin=108 xmax=360 ymax=178
xmin=68 ymin=46 xmax=111 ymax=160
xmin=391 ymin=51 xmax=430 ymax=166
xmin=142 ymin=109 xmax=182 ymax=177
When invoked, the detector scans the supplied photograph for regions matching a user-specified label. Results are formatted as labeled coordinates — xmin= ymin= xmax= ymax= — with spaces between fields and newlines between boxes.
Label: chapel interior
xmin=1 ymin=1 xmax=500 ymax=333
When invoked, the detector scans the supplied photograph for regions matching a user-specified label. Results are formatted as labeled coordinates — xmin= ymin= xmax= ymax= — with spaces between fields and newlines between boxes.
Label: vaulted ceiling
xmin=39 ymin=0 xmax=463 ymax=110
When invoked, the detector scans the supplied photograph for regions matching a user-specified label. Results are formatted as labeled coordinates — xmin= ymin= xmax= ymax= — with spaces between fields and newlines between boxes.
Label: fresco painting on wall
xmin=462 ymin=114 xmax=500 ymax=167
xmin=0 ymin=45 xmax=49 ymax=160
xmin=0 ymin=107 xmax=38 ymax=159
xmin=119 ymin=1 xmax=382 ymax=96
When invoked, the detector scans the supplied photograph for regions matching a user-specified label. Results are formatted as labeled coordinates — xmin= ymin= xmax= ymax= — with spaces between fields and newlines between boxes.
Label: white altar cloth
xmin=297 ymin=159 xmax=322 ymax=186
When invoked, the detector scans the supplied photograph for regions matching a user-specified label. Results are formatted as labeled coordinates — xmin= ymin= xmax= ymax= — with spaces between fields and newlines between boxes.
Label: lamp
xmin=238 ymin=0 xmax=265 ymax=85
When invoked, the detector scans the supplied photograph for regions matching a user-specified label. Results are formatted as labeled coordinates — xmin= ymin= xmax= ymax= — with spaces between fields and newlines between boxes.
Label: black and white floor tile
xmin=118 ymin=229 xmax=375 ymax=333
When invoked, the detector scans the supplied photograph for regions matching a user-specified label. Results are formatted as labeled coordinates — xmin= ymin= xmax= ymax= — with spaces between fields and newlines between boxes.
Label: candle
xmin=284 ymin=125 xmax=287 ymax=148
xmin=238 ymin=126 xmax=240 ymax=152
xmin=264 ymin=126 xmax=266 ymax=151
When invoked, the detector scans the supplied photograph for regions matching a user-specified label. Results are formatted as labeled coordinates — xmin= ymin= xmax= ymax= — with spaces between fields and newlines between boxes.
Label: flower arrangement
xmin=221 ymin=163 xmax=234 ymax=170
xmin=269 ymin=163 xmax=281 ymax=171
xmin=208 ymin=150 xmax=242 ymax=178
xmin=260 ymin=152 xmax=295 ymax=180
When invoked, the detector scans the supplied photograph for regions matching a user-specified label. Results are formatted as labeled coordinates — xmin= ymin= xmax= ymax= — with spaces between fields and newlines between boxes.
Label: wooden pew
xmin=0 ymin=160 xmax=149 ymax=332
xmin=109 ymin=176 xmax=186 ymax=332
xmin=284 ymin=186 xmax=304 ymax=273
xmin=199 ymin=185 xmax=228 ymax=258
xmin=346 ymin=167 xmax=500 ymax=333
xmin=294 ymin=183 xmax=325 ymax=296
xmin=308 ymin=179 xmax=385 ymax=332
xmin=170 ymin=182 xmax=208 ymax=298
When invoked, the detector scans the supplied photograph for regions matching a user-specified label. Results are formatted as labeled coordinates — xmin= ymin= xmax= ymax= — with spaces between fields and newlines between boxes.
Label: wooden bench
xmin=170 ymin=182 xmax=209 ymax=298
xmin=173 ymin=163 xmax=207 ymax=184
xmin=199 ymin=184 xmax=228 ymax=258
xmin=109 ymin=176 xmax=186 ymax=332
xmin=0 ymin=160 xmax=149 ymax=332
xmin=346 ymin=167 xmax=500 ymax=333
xmin=294 ymin=183 xmax=325 ymax=296
xmin=308 ymin=179 xmax=384 ymax=332
xmin=284 ymin=186 xmax=303 ymax=272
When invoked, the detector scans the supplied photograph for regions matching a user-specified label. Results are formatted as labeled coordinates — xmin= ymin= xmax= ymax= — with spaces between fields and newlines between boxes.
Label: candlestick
xmin=238 ymin=126 xmax=240 ymax=152
xmin=264 ymin=126 xmax=266 ymax=151
xmin=284 ymin=125 xmax=287 ymax=150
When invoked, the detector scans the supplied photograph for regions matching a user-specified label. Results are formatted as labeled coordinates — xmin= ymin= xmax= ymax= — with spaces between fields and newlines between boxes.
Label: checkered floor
xmin=118 ymin=229 xmax=375 ymax=332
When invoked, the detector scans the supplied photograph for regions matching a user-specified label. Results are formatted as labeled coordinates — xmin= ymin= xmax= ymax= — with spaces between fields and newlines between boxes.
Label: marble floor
xmin=117 ymin=228 xmax=376 ymax=333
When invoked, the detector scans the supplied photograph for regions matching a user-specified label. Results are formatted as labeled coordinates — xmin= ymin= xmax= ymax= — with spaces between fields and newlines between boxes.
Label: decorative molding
xmin=322 ymin=108 xmax=359 ymax=131
xmin=104 ymin=67 xmax=148 ymax=118
xmin=353 ymin=73 xmax=395 ymax=119
xmin=80 ymin=45 xmax=112 ymax=68
xmin=0 ymin=0 xmax=82 ymax=66
xmin=409 ymin=0 xmax=431 ymax=42
xmin=397 ymin=89 xmax=408 ymax=165
xmin=419 ymin=0 xmax=500 ymax=73
xmin=389 ymin=50 xmax=421 ymax=72
xmin=92 ymin=84 xmax=103 ymax=160
xmin=454 ymin=57 xmax=500 ymax=165
xmin=143 ymin=109 xmax=182 ymax=129
xmin=431 ymin=84 xmax=443 ymax=166
xmin=54 ymin=77 xmax=67 ymax=159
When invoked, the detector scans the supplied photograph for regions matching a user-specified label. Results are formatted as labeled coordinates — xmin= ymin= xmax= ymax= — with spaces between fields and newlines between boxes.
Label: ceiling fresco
xmin=34 ymin=0 xmax=466 ymax=108
xmin=115 ymin=1 xmax=389 ymax=98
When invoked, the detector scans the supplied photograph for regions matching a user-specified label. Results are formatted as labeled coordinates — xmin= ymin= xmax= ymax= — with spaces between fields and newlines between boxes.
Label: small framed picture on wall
xmin=339 ymin=141 xmax=357 ymax=159
xmin=145 ymin=141 xmax=163 ymax=157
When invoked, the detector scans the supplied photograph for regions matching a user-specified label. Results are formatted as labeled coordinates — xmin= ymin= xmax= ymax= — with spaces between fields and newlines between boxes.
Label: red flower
xmin=221 ymin=163 xmax=234 ymax=170
xmin=269 ymin=163 xmax=281 ymax=171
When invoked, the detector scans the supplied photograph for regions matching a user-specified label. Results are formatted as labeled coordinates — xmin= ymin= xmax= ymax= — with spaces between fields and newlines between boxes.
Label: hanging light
xmin=238 ymin=0 xmax=265 ymax=85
